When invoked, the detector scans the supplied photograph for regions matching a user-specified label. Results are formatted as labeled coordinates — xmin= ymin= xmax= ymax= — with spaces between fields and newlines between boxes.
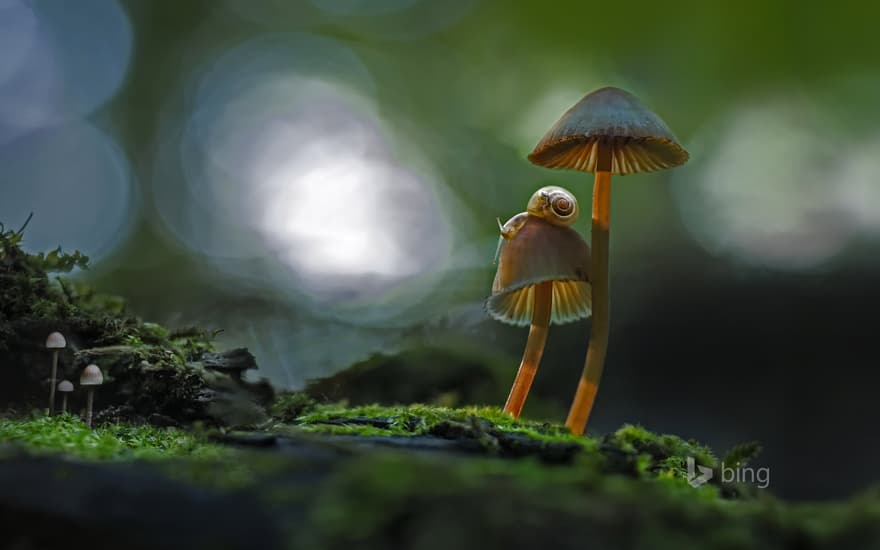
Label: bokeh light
xmin=0 ymin=0 xmax=132 ymax=144
xmin=836 ymin=137 xmax=880 ymax=233
xmin=0 ymin=122 xmax=136 ymax=259
xmin=672 ymin=96 xmax=880 ymax=271
xmin=153 ymin=33 xmax=454 ymax=320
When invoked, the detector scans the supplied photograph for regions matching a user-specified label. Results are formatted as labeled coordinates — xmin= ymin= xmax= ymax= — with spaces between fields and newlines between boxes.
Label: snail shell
xmin=526 ymin=185 xmax=578 ymax=226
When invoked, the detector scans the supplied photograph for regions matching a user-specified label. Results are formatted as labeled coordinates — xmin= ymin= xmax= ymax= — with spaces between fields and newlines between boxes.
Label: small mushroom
xmin=45 ymin=331 xmax=67 ymax=415
xmin=79 ymin=365 xmax=103 ymax=428
xmin=487 ymin=186 xmax=592 ymax=417
xmin=528 ymin=87 xmax=689 ymax=435
xmin=56 ymin=380 xmax=74 ymax=414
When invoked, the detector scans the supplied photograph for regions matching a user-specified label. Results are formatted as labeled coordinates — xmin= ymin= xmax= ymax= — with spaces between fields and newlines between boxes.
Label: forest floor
xmin=2 ymin=223 xmax=879 ymax=549
xmin=2 ymin=404 xmax=880 ymax=550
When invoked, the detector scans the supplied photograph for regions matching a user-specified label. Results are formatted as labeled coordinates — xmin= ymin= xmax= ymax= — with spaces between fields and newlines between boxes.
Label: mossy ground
xmin=0 ymin=415 xmax=225 ymax=460
xmin=0 ymin=401 xmax=729 ymax=500
xmin=267 ymin=399 xmax=733 ymax=495
xmin=1 ymin=404 xmax=879 ymax=549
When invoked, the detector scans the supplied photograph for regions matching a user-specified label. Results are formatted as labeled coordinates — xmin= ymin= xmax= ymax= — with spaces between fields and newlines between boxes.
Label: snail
xmin=487 ymin=186 xmax=592 ymax=418
xmin=494 ymin=186 xmax=579 ymax=264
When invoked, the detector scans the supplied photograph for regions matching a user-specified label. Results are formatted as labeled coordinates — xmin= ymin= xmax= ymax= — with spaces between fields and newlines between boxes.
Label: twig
xmin=16 ymin=213 xmax=34 ymax=236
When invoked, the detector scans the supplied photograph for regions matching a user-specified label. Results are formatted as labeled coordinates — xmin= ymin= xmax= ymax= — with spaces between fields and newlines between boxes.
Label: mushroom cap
xmin=57 ymin=380 xmax=74 ymax=392
xmin=80 ymin=364 xmax=103 ymax=386
xmin=528 ymin=86 xmax=689 ymax=175
xmin=45 ymin=331 xmax=67 ymax=349
xmin=486 ymin=216 xmax=591 ymax=326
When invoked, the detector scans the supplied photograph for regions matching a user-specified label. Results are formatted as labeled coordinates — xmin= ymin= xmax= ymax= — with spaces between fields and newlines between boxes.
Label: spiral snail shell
xmin=526 ymin=185 xmax=578 ymax=226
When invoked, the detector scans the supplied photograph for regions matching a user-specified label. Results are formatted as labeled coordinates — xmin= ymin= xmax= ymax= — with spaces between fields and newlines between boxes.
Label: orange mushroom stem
xmin=565 ymin=145 xmax=611 ymax=433
xmin=503 ymin=281 xmax=552 ymax=416
xmin=528 ymin=87 xmax=689 ymax=435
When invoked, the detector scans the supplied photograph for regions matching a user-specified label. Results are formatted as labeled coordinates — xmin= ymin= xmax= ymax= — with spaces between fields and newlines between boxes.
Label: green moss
xmin=297 ymin=403 xmax=588 ymax=443
xmin=305 ymin=452 xmax=725 ymax=549
xmin=270 ymin=403 xmax=750 ymax=494
xmin=0 ymin=415 xmax=226 ymax=461
xmin=302 ymin=450 xmax=880 ymax=550
xmin=0 ymin=406 xmax=877 ymax=549
xmin=270 ymin=391 xmax=317 ymax=422
xmin=0 ymin=219 xmax=216 ymax=357
xmin=0 ymin=223 xmax=263 ymax=424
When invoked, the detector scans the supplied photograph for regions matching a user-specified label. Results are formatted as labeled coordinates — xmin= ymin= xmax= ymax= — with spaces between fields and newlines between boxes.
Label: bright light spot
xmin=153 ymin=35 xmax=453 ymax=315
xmin=673 ymin=98 xmax=879 ymax=271
xmin=236 ymin=79 xmax=452 ymax=293
xmin=263 ymin=157 xmax=421 ymax=278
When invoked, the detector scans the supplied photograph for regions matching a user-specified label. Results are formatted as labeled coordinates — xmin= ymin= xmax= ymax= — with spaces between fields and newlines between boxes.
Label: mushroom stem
xmin=504 ymin=281 xmax=553 ymax=417
xmin=566 ymin=145 xmax=612 ymax=435
xmin=85 ymin=389 xmax=94 ymax=428
xmin=48 ymin=350 xmax=59 ymax=415
xmin=61 ymin=393 xmax=68 ymax=414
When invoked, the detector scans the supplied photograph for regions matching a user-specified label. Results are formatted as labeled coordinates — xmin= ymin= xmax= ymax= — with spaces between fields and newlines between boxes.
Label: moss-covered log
xmin=0 ymin=414 xmax=878 ymax=550
xmin=0 ymin=222 xmax=272 ymax=425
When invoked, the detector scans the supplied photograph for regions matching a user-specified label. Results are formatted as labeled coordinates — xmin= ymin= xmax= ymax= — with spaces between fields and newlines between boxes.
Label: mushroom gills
xmin=532 ymin=136 xmax=687 ymax=174
xmin=487 ymin=215 xmax=591 ymax=326
xmin=487 ymin=280 xmax=591 ymax=326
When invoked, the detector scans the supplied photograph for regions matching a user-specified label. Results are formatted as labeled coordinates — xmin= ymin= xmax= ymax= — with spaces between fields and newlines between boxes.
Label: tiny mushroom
xmin=528 ymin=87 xmax=689 ymax=435
xmin=45 ymin=331 xmax=67 ymax=415
xmin=79 ymin=364 xmax=103 ymax=428
xmin=57 ymin=380 xmax=74 ymax=414
xmin=488 ymin=186 xmax=592 ymax=417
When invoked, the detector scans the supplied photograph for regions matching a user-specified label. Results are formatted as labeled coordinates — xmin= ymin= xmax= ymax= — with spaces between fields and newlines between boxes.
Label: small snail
xmin=527 ymin=185 xmax=579 ymax=225
xmin=494 ymin=186 xmax=580 ymax=264
xmin=487 ymin=185 xmax=592 ymax=418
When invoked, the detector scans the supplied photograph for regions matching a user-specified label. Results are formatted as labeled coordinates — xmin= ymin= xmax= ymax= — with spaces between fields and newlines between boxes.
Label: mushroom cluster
xmin=43 ymin=332 xmax=104 ymax=427
xmin=527 ymin=87 xmax=689 ymax=435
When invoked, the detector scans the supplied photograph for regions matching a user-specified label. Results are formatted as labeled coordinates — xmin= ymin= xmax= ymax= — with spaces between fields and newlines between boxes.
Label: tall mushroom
xmin=79 ymin=365 xmax=103 ymax=428
xmin=57 ymin=380 xmax=74 ymax=414
xmin=528 ymin=87 xmax=689 ymax=435
xmin=487 ymin=186 xmax=592 ymax=417
xmin=45 ymin=331 xmax=67 ymax=415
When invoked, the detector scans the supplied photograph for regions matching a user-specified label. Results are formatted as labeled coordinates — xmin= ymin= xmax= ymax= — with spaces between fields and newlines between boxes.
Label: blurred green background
xmin=1 ymin=0 xmax=879 ymax=499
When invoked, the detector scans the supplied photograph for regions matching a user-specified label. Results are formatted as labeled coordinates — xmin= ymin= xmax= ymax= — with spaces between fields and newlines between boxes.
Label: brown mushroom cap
xmin=528 ymin=86 xmax=689 ymax=175
xmin=486 ymin=216 xmax=591 ymax=327
xmin=80 ymin=364 xmax=103 ymax=386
